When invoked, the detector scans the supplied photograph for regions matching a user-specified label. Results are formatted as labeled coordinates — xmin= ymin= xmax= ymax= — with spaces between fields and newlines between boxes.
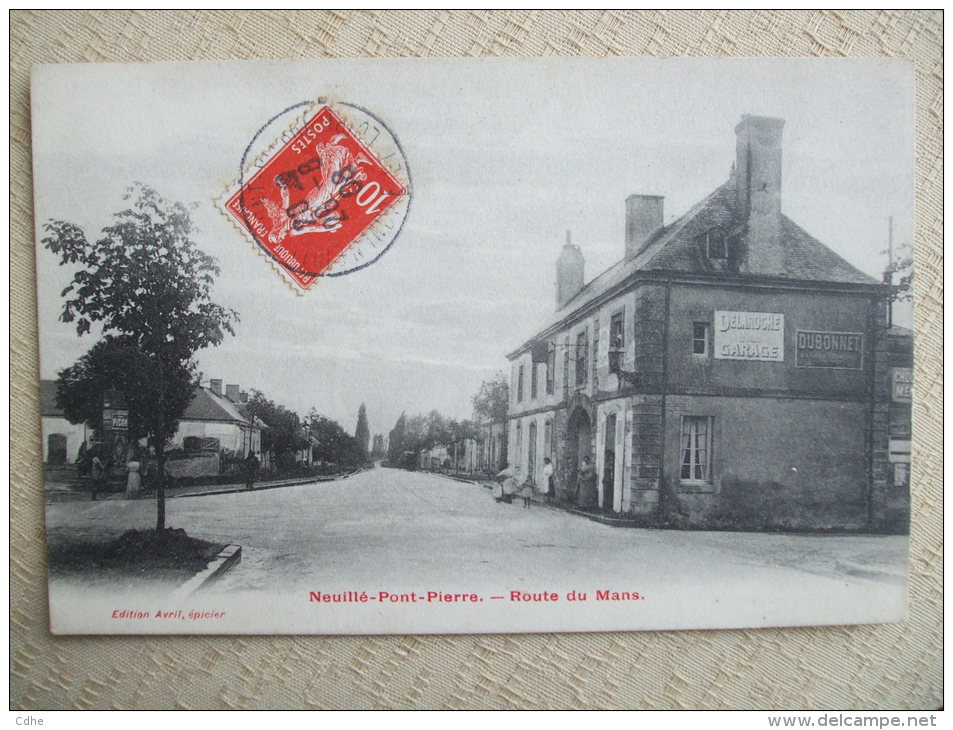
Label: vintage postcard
xmin=32 ymin=58 xmax=914 ymax=635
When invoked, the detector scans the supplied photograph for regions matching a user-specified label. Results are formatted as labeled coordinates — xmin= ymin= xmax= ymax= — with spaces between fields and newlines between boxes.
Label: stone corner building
xmin=506 ymin=114 xmax=909 ymax=533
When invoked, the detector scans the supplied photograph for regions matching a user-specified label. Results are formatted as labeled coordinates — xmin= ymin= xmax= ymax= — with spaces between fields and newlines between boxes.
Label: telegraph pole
xmin=887 ymin=216 xmax=894 ymax=328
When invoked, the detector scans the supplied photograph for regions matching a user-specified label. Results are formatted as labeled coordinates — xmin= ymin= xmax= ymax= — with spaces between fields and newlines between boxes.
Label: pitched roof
xmin=41 ymin=379 xmax=259 ymax=428
xmin=514 ymin=178 xmax=880 ymax=353
xmin=183 ymin=386 xmax=250 ymax=424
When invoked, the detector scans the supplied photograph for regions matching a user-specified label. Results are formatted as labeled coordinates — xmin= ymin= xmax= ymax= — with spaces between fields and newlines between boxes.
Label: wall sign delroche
xmin=712 ymin=313 xmax=867 ymax=369
xmin=713 ymin=311 xmax=784 ymax=362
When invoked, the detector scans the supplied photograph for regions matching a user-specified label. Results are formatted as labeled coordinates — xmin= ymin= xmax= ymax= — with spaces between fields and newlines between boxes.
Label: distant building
xmin=39 ymin=380 xmax=87 ymax=464
xmin=506 ymin=114 xmax=909 ymax=532
xmin=477 ymin=419 xmax=507 ymax=473
xmin=166 ymin=379 xmax=263 ymax=479
xmin=419 ymin=444 xmax=450 ymax=470
xmin=172 ymin=379 xmax=262 ymax=458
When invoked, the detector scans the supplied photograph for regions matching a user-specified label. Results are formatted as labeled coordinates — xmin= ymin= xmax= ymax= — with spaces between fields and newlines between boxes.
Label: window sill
xmin=679 ymin=480 xmax=715 ymax=494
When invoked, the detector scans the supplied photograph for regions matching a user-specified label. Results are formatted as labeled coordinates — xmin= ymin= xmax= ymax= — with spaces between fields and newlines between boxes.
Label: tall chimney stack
xmin=625 ymin=194 xmax=664 ymax=259
xmin=735 ymin=114 xmax=785 ymax=275
xmin=209 ymin=379 xmax=223 ymax=397
xmin=226 ymin=384 xmax=240 ymax=402
xmin=556 ymin=230 xmax=585 ymax=308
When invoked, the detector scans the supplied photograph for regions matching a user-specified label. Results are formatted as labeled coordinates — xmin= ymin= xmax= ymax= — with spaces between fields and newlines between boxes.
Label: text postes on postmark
xmin=224 ymin=103 xmax=410 ymax=291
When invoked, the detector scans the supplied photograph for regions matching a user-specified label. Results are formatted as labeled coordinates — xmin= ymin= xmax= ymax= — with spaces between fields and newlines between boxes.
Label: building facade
xmin=506 ymin=115 xmax=908 ymax=532
xmin=40 ymin=380 xmax=88 ymax=464
xmin=171 ymin=379 xmax=262 ymax=458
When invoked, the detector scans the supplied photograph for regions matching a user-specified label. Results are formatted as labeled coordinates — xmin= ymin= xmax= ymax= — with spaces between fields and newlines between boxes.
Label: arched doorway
xmin=565 ymin=406 xmax=593 ymax=502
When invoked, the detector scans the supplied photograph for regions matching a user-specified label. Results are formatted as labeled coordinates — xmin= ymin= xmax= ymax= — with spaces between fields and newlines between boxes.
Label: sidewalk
xmin=167 ymin=470 xmax=361 ymax=499
xmin=453 ymin=473 xmax=905 ymax=536
xmin=45 ymin=468 xmax=364 ymax=503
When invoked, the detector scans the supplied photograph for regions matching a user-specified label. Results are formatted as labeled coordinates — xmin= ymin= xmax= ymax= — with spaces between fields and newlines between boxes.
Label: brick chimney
xmin=735 ymin=114 xmax=785 ymax=275
xmin=239 ymin=391 xmax=248 ymax=403
xmin=625 ymin=194 xmax=664 ymax=259
xmin=209 ymin=379 xmax=223 ymax=397
xmin=556 ymin=230 xmax=584 ymax=308
xmin=226 ymin=384 xmax=240 ymax=402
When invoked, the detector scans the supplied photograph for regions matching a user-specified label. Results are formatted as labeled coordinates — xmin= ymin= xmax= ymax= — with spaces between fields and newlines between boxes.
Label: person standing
xmin=90 ymin=448 xmax=105 ymax=501
xmin=495 ymin=464 xmax=518 ymax=504
xmin=541 ymin=457 xmax=555 ymax=504
xmin=244 ymin=451 xmax=260 ymax=490
xmin=76 ymin=441 xmax=89 ymax=476
xmin=125 ymin=451 xmax=142 ymax=499
xmin=518 ymin=474 xmax=535 ymax=508
xmin=575 ymin=455 xmax=598 ymax=509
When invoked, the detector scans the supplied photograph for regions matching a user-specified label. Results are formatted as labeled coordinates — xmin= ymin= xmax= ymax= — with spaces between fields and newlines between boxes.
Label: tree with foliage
xmin=355 ymin=403 xmax=370 ymax=460
xmin=246 ymin=390 xmax=310 ymax=471
xmin=308 ymin=412 xmax=363 ymax=468
xmin=882 ymin=242 xmax=914 ymax=303
xmin=387 ymin=412 xmax=407 ymax=464
xmin=472 ymin=371 xmax=510 ymax=423
xmin=43 ymin=183 xmax=237 ymax=531
xmin=404 ymin=413 xmax=428 ymax=452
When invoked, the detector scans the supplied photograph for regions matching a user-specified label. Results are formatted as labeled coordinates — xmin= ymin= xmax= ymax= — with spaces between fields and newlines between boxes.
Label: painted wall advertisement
xmin=713 ymin=311 xmax=784 ymax=362
xmin=891 ymin=367 xmax=913 ymax=402
xmin=796 ymin=331 xmax=865 ymax=369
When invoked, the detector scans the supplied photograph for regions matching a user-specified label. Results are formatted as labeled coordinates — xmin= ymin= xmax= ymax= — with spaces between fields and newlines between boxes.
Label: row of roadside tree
xmin=385 ymin=372 xmax=509 ymax=474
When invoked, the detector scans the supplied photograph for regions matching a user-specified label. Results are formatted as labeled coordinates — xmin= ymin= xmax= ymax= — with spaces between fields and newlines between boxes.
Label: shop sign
xmin=713 ymin=311 xmax=784 ymax=362
xmin=102 ymin=408 xmax=129 ymax=431
xmin=888 ymin=439 xmax=911 ymax=464
xmin=795 ymin=331 xmax=864 ymax=369
xmin=891 ymin=367 xmax=912 ymax=402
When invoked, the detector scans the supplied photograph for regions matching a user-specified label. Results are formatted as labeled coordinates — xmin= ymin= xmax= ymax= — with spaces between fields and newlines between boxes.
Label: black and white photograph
xmin=32 ymin=58 xmax=914 ymax=635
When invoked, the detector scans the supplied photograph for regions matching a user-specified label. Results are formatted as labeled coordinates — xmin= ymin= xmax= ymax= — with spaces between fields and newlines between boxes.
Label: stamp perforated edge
xmin=214 ymin=99 xmax=411 ymax=295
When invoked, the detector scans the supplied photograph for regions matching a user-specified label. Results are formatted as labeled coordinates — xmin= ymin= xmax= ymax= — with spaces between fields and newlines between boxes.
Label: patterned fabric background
xmin=10 ymin=10 xmax=942 ymax=710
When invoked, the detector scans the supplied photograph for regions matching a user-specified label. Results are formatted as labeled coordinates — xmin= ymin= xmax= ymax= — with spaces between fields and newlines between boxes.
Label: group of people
xmin=495 ymin=457 xmax=553 ymax=508
xmin=494 ymin=455 xmax=599 ymax=509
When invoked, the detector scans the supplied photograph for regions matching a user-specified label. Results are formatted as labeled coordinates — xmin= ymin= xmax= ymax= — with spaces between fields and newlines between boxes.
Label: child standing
xmin=519 ymin=475 xmax=535 ymax=508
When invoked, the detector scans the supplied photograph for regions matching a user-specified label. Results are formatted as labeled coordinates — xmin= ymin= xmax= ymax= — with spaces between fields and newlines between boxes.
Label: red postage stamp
xmin=224 ymin=104 xmax=408 ymax=291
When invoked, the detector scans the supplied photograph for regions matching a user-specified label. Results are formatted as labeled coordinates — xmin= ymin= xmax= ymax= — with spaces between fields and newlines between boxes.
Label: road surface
xmin=45 ymin=467 xmax=908 ymax=633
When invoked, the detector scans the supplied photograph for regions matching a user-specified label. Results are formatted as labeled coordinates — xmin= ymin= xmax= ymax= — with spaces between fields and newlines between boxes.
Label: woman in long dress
xmin=495 ymin=464 xmax=520 ymax=504
xmin=575 ymin=456 xmax=598 ymax=508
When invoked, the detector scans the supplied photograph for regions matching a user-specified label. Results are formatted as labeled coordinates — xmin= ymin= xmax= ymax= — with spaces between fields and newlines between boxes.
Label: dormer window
xmin=705 ymin=228 xmax=728 ymax=259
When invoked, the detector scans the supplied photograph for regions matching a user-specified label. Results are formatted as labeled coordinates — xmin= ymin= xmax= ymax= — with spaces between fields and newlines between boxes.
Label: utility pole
xmin=887 ymin=216 xmax=894 ymax=328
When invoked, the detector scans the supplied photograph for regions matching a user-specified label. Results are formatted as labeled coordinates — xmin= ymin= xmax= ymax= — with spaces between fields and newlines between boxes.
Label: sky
xmin=32 ymin=58 xmax=914 ymax=438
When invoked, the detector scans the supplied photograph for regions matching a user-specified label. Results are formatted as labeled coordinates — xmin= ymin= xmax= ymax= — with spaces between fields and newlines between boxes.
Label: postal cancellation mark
xmin=224 ymin=103 xmax=409 ymax=291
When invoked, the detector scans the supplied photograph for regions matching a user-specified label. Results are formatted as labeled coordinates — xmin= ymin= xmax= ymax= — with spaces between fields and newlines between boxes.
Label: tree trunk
xmin=156 ymin=444 xmax=166 ymax=532
xmin=155 ymin=364 xmax=166 ymax=533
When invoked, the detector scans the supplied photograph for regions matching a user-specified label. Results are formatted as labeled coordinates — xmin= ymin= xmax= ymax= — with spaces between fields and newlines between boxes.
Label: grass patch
xmin=47 ymin=528 xmax=225 ymax=583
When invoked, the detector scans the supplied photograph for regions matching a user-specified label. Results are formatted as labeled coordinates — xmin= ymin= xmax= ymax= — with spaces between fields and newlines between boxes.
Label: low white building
xmin=171 ymin=379 xmax=262 ymax=458
xmin=40 ymin=380 xmax=88 ymax=464
xmin=41 ymin=378 xmax=263 ymax=478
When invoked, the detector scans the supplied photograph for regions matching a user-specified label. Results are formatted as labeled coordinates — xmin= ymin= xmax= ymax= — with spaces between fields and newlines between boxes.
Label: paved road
xmin=47 ymin=467 xmax=906 ymax=606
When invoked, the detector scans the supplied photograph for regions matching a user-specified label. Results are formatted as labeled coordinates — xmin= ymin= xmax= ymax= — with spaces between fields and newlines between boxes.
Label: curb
xmin=559 ymin=506 xmax=645 ymax=527
xmin=170 ymin=544 xmax=242 ymax=601
xmin=170 ymin=470 xmax=360 ymax=499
